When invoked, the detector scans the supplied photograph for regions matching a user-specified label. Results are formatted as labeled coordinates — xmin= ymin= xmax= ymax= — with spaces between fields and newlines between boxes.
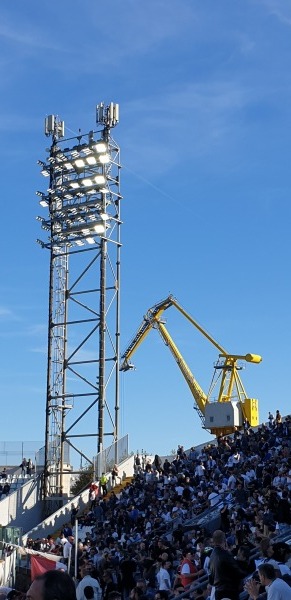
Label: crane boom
xmin=120 ymin=295 xmax=261 ymax=435
xmin=156 ymin=321 xmax=207 ymax=421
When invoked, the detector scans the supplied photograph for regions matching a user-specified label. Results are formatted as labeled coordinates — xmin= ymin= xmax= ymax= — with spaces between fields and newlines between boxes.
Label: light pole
xmin=37 ymin=103 xmax=121 ymax=510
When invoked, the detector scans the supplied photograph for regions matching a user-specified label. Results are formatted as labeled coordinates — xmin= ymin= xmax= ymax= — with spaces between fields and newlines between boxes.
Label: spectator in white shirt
xmin=76 ymin=563 xmax=102 ymax=600
xmin=156 ymin=560 xmax=171 ymax=591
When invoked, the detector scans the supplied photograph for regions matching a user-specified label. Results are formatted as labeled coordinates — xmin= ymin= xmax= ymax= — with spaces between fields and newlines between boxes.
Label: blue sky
xmin=1 ymin=0 xmax=291 ymax=461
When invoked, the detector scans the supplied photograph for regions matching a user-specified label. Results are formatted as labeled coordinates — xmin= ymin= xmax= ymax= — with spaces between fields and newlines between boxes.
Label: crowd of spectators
xmin=24 ymin=412 xmax=291 ymax=600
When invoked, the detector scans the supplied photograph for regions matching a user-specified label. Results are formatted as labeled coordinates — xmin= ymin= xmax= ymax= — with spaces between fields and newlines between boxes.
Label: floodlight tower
xmin=37 ymin=103 xmax=121 ymax=507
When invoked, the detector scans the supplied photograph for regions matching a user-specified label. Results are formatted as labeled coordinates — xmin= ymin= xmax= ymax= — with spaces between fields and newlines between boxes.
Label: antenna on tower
xmin=96 ymin=102 xmax=119 ymax=128
xmin=44 ymin=115 xmax=65 ymax=139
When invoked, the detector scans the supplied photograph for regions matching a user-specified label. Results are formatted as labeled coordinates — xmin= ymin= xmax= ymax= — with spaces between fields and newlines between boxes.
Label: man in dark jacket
xmin=277 ymin=490 xmax=291 ymax=525
xmin=209 ymin=529 xmax=244 ymax=600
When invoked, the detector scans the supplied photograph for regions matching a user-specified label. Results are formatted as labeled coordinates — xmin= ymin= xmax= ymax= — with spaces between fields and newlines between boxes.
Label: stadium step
xmin=52 ymin=476 xmax=134 ymax=540
xmin=102 ymin=475 xmax=133 ymax=499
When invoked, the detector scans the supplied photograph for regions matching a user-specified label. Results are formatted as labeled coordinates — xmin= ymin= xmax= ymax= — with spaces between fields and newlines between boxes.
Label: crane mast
xmin=120 ymin=295 xmax=261 ymax=436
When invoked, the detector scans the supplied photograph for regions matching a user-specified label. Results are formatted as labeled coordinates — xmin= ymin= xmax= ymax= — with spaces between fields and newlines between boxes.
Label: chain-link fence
xmin=94 ymin=434 xmax=129 ymax=477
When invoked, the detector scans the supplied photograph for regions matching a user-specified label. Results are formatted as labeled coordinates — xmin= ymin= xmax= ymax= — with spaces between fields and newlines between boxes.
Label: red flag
xmin=30 ymin=555 xmax=61 ymax=580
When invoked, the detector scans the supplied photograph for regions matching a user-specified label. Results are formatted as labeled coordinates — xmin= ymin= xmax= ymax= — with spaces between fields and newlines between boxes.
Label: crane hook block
xmin=245 ymin=354 xmax=262 ymax=364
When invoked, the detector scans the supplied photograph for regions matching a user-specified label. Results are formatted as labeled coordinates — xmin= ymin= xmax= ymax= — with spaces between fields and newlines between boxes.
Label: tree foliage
xmin=71 ymin=463 xmax=94 ymax=496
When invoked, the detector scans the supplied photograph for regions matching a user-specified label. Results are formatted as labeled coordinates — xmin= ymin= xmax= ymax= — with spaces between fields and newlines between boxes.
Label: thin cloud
xmin=0 ymin=18 xmax=65 ymax=52
xmin=122 ymin=80 xmax=249 ymax=174
xmin=0 ymin=320 xmax=46 ymax=337
xmin=0 ymin=2 xmax=196 ymax=75
xmin=0 ymin=307 xmax=13 ymax=317
xmin=259 ymin=0 xmax=291 ymax=26
xmin=89 ymin=1 xmax=197 ymax=65
xmin=0 ymin=306 xmax=22 ymax=322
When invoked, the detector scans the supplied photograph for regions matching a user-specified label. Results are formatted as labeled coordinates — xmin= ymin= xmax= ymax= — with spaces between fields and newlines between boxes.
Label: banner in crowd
xmin=30 ymin=555 xmax=66 ymax=580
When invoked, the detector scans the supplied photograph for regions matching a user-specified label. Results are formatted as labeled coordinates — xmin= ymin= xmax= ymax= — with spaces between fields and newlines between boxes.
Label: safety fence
xmin=93 ymin=434 xmax=129 ymax=477
xmin=0 ymin=442 xmax=43 ymax=469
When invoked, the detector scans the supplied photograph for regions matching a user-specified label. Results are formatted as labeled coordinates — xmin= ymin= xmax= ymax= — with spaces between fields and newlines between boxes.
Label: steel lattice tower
xmin=37 ymin=103 xmax=121 ymax=504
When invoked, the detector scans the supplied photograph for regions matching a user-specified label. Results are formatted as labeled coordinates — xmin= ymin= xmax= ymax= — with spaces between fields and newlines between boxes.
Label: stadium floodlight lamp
xmin=41 ymin=167 xmax=50 ymax=177
xmin=86 ymin=237 xmax=95 ymax=244
xmin=61 ymin=218 xmax=106 ymax=237
xmin=86 ymin=156 xmax=97 ymax=165
xmin=82 ymin=178 xmax=93 ymax=187
xmin=94 ymin=223 xmax=106 ymax=234
xmin=36 ymin=191 xmax=49 ymax=207
xmin=96 ymin=188 xmax=108 ymax=194
xmin=70 ymin=182 xmax=80 ymax=189
xmin=94 ymin=174 xmax=106 ymax=185
xmin=93 ymin=141 xmax=107 ymax=153
xmin=74 ymin=158 xmax=85 ymax=168
xmin=99 ymin=153 xmax=110 ymax=164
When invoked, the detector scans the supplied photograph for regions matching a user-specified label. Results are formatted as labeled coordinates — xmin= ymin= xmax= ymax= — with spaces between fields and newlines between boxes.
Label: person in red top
xmin=180 ymin=548 xmax=203 ymax=588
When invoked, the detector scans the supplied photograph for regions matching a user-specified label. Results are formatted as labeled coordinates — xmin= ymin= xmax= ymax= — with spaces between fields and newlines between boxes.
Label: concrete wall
xmin=0 ymin=477 xmax=42 ymax=535
xmin=22 ymin=454 xmax=135 ymax=544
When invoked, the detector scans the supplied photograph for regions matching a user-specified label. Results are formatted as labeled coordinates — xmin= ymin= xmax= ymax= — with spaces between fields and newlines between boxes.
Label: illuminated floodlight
xmin=86 ymin=237 xmax=95 ymax=244
xmin=99 ymin=153 xmax=110 ymax=164
xmin=94 ymin=142 xmax=107 ymax=153
xmin=82 ymin=178 xmax=93 ymax=187
xmin=86 ymin=156 xmax=96 ymax=165
xmin=74 ymin=158 xmax=85 ymax=168
xmin=70 ymin=182 xmax=80 ymax=189
xmin=94 ymin=174 xmax=106 ymax=185
xmin=94 ymin=223 xmax=106 ymax=234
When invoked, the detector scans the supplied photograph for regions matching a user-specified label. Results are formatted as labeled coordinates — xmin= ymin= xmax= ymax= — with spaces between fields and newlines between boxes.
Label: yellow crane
xmin=120 ymin=295 xmax=261 ymax=436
